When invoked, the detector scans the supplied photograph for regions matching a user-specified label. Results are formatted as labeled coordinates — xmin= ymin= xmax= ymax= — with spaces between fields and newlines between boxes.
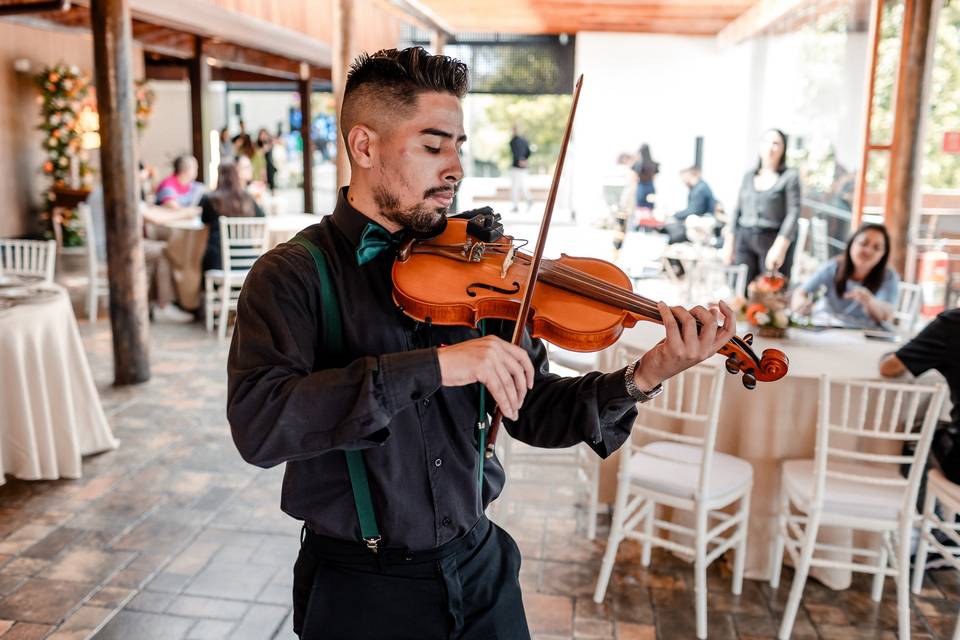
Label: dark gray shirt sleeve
xmin=226 ymin=247 xmax=441 ymax=468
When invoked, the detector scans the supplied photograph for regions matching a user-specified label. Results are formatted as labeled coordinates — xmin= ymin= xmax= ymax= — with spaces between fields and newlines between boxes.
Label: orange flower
xmin=43 ymin=161 xmax=54 ymax=173
xmin=745 ymin=303 xmax=767 ymax=325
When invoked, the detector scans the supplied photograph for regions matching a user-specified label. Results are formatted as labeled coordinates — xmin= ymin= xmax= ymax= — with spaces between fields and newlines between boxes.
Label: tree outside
xmin=470 ymin=94 xmax=572 ymax=175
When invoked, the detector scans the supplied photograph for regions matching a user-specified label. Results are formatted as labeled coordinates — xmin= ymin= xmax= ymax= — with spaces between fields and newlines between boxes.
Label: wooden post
xmin=884 ymin=0 xmax=935 ymax=275
xmin=90 ymin=0 xmax=151 ymax=385
xmin=188 ymin=36 xmax=209 ymax=184
xmin=299 ymin=64 xmax=314 ymax=214
xmin=430 ymin=31 xmax=447 ymax=55
xmin=332 ymin=0 xmax=354 ymax=190
xmin=852 ymin=0 xmax=885 ymax=228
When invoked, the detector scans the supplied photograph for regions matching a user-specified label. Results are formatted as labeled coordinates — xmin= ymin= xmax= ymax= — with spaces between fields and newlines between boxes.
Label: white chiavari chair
xmin=912 ymin=469 xmax=960 ymax=640
xmin=893 ymin=282 xmax=922 ymax=334
xmin=593 ymin=353 xmax=751 ymax=640
xmin=204 ymin=217 xmax=268 ymax=339
xmin=771 ymin=376 xmax=947 ymax=640
xmin=0 ymin=238 xmax=56 ymax=283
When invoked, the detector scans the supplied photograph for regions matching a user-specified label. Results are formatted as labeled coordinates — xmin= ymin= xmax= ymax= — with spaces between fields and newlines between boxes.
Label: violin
xmin=392 ymin=215 xmax=789 ymax=389
xmin=391 ymin=74 xmax=787 ymax=454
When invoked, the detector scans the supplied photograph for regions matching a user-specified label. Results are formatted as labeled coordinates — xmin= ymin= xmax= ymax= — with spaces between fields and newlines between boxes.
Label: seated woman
xmin=790 ymin=223 xmax=899 ymax=328
xmin=200 ymin=161 xmax=265 ymax=273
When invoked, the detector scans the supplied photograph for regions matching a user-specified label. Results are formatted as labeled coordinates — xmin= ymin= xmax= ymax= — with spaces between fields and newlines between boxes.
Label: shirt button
xmin=434 ymin=458 xmax=443 ymax=467
xmin=422 ymin=398 xmax=431 ymax=407
xmin=440 ymin=517 xmax=451 ymax=527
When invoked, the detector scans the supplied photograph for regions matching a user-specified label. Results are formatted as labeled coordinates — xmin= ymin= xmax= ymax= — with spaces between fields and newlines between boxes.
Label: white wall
xmin=571 ymin=33 xmax=757 ymax=224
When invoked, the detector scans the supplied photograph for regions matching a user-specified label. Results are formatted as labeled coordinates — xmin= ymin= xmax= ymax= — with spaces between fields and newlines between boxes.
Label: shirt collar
xmin=332 ymin=186 xmax=393 ymax=248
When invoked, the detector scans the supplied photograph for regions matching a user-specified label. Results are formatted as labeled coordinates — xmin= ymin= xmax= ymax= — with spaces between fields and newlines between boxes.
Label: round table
xmin=596 ymin=321 xmax=939 ymax=588
xmin=0 ymin=286 xmax=118 ymax=484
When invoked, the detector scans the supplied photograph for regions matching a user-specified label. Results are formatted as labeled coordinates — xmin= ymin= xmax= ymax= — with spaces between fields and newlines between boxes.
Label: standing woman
xmin=724 ymin=129 xmax=801 ymax=284
xmin=631 ymin=143 xmax=659 ymax=227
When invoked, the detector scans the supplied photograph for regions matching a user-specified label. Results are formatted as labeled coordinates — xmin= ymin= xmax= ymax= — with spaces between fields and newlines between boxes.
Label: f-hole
xmin=466 ymin=281 xmax=521 ymax=298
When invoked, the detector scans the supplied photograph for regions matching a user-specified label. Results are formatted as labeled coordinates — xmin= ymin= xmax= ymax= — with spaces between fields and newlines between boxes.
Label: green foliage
xmin=480 ymin=95 xmax=572 ymax=174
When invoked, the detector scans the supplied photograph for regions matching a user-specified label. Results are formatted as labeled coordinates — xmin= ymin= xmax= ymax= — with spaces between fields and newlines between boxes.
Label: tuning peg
xmin=742 ymin=373 xmax=757 ymax=390
xmin=743 ymin=333 xmax=754 ymax=346
xmin=725 ymin=356 xmax=740 ymax=375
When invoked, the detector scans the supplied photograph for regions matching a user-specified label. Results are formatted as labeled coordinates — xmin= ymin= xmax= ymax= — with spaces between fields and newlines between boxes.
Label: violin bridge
xmin=500 ymin=246 xmax=516 ymax=279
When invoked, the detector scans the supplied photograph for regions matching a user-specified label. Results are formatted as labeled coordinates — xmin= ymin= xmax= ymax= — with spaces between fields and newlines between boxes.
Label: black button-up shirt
xmin=227 ymin=188 xmax=638 ymax=551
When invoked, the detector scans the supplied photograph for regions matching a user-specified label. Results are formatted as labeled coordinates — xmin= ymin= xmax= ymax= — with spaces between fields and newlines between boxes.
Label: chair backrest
xmin=812 ymin=376 xmax=947 ymax=520
xmin=614 ymin=345 xmax=726 ymax=498
xmin=893 ymin=282 xmax=922 ymax=333
xmin=810 ymin=217 xmax=829 ymax=263
xmin=690 ymin=262 xmax=747 ymax=302
xmin=76 ymin=204 xmax=99 ymax=277
xmin=0 ymin=238 xmax=56 ymax=282
xmin=220 ymin=217 xmax=268 ymax=272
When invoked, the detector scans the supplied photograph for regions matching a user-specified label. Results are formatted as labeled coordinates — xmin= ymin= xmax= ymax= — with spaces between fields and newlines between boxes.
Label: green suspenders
xmin=292 ymin=233 xmax=489 ymax=554
xmin=292 ymin=235 xmax=381 ymax=553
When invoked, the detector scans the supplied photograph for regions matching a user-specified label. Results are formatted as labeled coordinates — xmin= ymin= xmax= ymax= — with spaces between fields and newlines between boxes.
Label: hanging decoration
xmin=134 ymin=79 xmax=155 ymax=132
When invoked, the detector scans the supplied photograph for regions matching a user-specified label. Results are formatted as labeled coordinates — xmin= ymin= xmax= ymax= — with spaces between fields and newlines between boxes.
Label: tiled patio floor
xmin=1 ymin=319 xmax=958 ymax=639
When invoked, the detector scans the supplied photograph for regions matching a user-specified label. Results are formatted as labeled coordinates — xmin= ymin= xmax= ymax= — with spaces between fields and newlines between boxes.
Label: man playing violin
xmin=227 ymin=46 xmax=737 ymax=640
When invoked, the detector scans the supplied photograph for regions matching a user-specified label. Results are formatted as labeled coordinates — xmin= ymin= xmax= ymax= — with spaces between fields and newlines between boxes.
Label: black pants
xmin=292 ymin=517 xmax=530 ymax=640
xmin=734 ymin=226 xmax=796 ymax=285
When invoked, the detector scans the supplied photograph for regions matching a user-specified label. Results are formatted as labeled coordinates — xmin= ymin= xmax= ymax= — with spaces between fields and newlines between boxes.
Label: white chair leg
xmin=896 ymin=524 xmax=912 ymax=640
xmin=587 ymin=457 xmax=599 ymax=541
xmin=641 ymin=501 xmax=655 ymax=567
xmin=912 ymin=489 xmax=937 ymax=595
xmin=593 ymin=470 xmax=631 ymax=604
xmin=871 ymin=537 xmax=888 ymax=602
xmin=218 ymin=279 xmax=230 ymax=339
xmin=778 ymin=511 xmax=821 ymax=640
xmin=87 ymin=286 xmax=97 ymax=323
xmin=694 ymin=505 xmax=709 ymax=640
xmin=732 ymin=488 xmax=751 ymax=596
xmin=205 ymin=277 xmax=215 ymax=333
xmin=770 ymin=488 xmax=790 ymax=589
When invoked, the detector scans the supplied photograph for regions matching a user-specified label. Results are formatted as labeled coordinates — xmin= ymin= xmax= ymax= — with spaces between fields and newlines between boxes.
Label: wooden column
xmin=884 ymin=0 xmax=936 ymax=275
xmin=91 ymin=0 xmax=150 ymax=385
xmin=299 ymin=66 xmax=314 ymax=214
xmin=188 ymin=36 xmax=209 ymax=184
xmin=430 ymin=31 xmax=447 ymax=55
xmin=332 ymin=0 xmax=354 ymax=190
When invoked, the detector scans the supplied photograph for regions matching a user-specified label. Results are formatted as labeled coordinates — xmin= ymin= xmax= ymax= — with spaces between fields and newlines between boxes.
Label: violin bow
xmin=485 ymin=74 xmax=585 ymax=457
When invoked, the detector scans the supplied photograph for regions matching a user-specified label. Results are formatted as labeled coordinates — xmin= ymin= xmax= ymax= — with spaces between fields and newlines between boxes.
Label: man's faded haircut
xmin=340 ymin=47 xmax=469 ymax=150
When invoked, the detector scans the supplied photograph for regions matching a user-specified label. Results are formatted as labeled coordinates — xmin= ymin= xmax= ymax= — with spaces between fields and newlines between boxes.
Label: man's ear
xmin=347 ymin=125 xmax=378 ymax=170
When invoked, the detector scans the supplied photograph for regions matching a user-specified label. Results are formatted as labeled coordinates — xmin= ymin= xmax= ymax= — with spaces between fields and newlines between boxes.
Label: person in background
xmin=631 ymin=143 xmax=659 ymax=216
xmin=231 ymin=119 xmax=247 ymax=146
xmin=791 ymin=223 xmax=899 ymax=328
xmin=257 ymin=128 xmax=277 ymax=193
xmin=219 ymin=127 xmax=235 ymax=163
xmin=660 ymin=165 xmax=717 ymax=245
xmin=155 ymin=155 xmax=205 ymax=209
xmin=236 ymin=134 xmax=256 ymax=163
xmin=509 ymin=124 xmax=532 ymax=212
xmin=200 ymin=162 xmax=265 ymax=273
xmin=724 ymin=128 xmax=800 ymax=284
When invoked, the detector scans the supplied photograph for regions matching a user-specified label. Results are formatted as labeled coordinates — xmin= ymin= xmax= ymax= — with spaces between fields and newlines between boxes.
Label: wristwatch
xmin=624 ymin=359 xmax=663 ymax=403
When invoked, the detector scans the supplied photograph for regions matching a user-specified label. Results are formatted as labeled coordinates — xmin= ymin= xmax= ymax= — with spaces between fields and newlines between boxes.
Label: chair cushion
xmin=628 ymin=441 xmax=752 ymax=502
xmin=782 ymin=459 xmax=907 ymax=521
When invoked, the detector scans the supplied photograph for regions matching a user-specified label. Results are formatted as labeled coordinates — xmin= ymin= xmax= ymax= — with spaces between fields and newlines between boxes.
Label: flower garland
xmin=34 ymin=63 xmax=92 ymax=190
xmin=134 ymin=79 xmax=155 ymax=131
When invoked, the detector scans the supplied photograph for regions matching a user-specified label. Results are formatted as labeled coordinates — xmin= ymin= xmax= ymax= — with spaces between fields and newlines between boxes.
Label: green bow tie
xmin=356 ymin=222 xmax=401 ymax=266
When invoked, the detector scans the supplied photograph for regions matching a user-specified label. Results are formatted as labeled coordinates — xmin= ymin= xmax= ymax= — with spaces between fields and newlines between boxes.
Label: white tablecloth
xmin=0 ymin=286 xmax=118 ymax=485
xmin=596 ymin=321 xmax=940 ymax=589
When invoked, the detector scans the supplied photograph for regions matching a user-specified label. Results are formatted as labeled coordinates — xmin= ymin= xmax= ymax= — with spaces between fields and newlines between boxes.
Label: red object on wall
xmin=919 ymin=250 xmax=949 ymax=316
xmin=944 ymin=131 xmax=960 ymax=154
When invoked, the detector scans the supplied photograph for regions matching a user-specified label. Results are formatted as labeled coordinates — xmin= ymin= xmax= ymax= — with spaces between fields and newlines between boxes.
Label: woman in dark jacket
xmin=723 ymin=128 xmax=801 ymax=284
xmin=632 ymin=143 xmax=659 ymax=211
xmin=200 ymin=161 xmax=265 ymax=273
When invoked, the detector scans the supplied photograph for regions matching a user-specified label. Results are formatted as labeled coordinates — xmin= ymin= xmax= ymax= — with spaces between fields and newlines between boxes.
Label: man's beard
xmin=372 ymin=184 xmax=451 ymax=234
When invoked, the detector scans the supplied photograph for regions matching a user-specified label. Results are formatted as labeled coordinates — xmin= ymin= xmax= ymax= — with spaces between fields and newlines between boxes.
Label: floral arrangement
xmin=134 ymin=79 xmax=155 ymax=131
xmin=736 ymin=272 xmax=791 ymax=338
xmin=34 ymin=63 xmax=92 ymax=189
xmin=34 ymin=63 xmax=94 ymax=247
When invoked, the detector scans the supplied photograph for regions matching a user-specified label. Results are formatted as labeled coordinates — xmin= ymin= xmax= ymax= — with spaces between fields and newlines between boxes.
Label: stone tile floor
xmin=1 ymin=319 xmax=959 ymax=639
